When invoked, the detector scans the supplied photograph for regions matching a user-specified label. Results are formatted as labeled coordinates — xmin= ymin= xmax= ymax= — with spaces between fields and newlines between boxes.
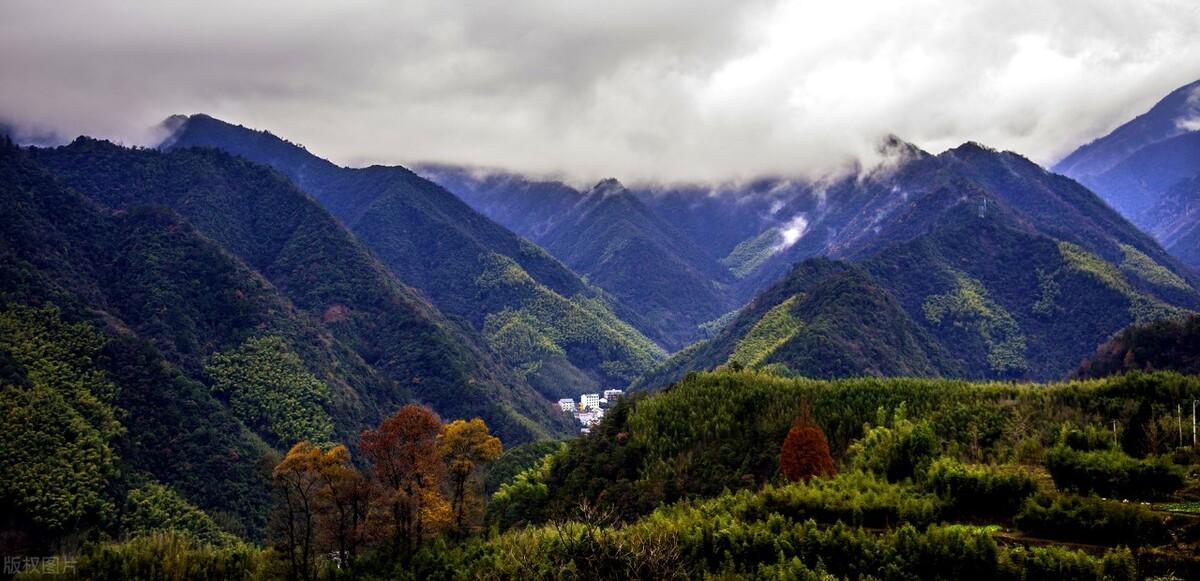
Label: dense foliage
xmin=162 ymin=114 xmax=664 ymax=396
xmin=923 ymin=458 xmax=1038 ymax=517
xmin=1014 ymin=493 xmax=1170 ymax=547
xmin=493 ymin=369 xmax=1200 ymax=529
xmin=1043 ymin=445 xmax=1187 ymax=499
xmin=1076 ymin=314 xmax=1200 ymax=378
xmin=206 ymin=336 xmax=334 ymax=446
xmin=635 ymin=259 xmax=962 ymax=389
xmin=32 ymin=137 xmax=570 ymax=445
xmin=0 ymin=305 xmax=122 ymax=538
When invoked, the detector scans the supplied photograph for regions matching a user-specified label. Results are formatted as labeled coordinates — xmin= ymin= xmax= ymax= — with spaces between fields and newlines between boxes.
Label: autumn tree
xmin=273 ymin=442 xmax=325 ymax=581
xmin=314 ymin=445 xmax=370 ymax=570
xmin=438 ymin=418 xmax=503 ymax=535
xmin=360 ymin=404 xmax=449 ymax=557
xmin=780 ymin=407 xmax=836 ymax=483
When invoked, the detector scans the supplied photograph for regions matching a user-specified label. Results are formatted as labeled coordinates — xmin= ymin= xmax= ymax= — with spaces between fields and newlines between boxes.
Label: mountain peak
xmin=592 ymin=177 xmax=625 ymax=193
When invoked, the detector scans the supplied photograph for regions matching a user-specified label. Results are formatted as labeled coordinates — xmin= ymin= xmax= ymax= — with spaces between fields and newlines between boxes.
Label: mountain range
xmin=5 ymin=81 xmax=1200 ymax=547
xmin=160 ymin=115 xmax=665 ymax=400
xmin=420 ymin=136 xmax=1200 ymax=385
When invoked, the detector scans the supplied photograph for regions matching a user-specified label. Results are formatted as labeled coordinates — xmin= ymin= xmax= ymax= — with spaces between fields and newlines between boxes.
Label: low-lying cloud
xmin=2 ymin=0 xmax=1199 ymax=184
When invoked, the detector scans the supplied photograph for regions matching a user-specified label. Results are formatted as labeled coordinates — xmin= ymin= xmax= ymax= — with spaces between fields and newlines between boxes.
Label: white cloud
xmin=1 ymin=0 xmax=1199 ymax=184
xmin=1176 ymin=86 xmax=1200 ymax=131
xmin=775 ymin=214 xmax=810 ymax=250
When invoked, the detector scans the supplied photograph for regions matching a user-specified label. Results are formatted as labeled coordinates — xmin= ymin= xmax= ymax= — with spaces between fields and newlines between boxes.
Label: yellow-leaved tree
xmin=437 ymin=418 xmax=503 ymax=536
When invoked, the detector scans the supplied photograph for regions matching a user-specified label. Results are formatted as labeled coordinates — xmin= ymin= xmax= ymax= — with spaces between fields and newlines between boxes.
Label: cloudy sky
xmin=3 ymin=0 xmax=1199 ymax=184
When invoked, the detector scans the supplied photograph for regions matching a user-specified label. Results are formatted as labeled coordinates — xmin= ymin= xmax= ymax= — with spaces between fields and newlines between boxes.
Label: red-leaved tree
xmin=780 ymin=407 xmax=836 ymax=482
xmin=359 ymin=404 xmax=447 ymax=557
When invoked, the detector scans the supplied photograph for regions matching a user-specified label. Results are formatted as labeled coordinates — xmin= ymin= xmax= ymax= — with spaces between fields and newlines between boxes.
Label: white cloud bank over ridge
xmin=2 ymin=0 xmax=1199 ymax=184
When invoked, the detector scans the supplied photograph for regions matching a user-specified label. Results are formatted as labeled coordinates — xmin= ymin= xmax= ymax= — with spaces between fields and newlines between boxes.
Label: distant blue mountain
xmin=1055 ymin=79 xmax=1200 ymax=268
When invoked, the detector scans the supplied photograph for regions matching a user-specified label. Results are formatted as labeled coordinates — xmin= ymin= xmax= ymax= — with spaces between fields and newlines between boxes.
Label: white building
xmin=581 ymin=393 xmax=601 ymax=410
xmin=558 ymin=398 xmax=575 ymax=413
xmin=603 ymin=389 xmax=623 ymax=402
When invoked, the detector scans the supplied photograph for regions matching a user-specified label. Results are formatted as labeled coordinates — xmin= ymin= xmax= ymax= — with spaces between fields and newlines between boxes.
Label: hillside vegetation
xmin=31 ymin=138 xmax=570 ymax=443
xmin=162 ymin=114 xmax=665 ymax=394
xmin=51 ymin=369 xmax=1200 ymax=579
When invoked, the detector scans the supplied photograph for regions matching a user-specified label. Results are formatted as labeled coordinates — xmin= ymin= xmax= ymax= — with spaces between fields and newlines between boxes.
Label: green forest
xmin=8 ymin=366 xmax=1199 ymax=580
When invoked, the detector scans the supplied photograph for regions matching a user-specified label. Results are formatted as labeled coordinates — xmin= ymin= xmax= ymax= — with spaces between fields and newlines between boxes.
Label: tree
xmin=313 ymin=445 xmax=370 ymax=569
xmin=272 ymin=442 xmax=324 ymax=581
xmin=780 ymin=409 xmax=836 ymax=483
xmin=359 ymin=404 xmax=448 ymax=557
xmin=437 ymin=418 xmax=503 ymax=535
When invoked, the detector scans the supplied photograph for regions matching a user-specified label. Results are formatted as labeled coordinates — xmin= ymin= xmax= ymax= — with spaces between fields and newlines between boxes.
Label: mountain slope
xmin=416 ymin=169 xmax=737 ymax=349
xmin=633 ymin=140 xmax=1200 ymax=384
xmin=1078 ymin=131 xmax=1200 ymax=219
xmin=533 ymin=179 xmax=735 ymax=349
xmin=1054 ymin=78 xmax=1200 ymax=180
xmin=161 ymin=114 xmax=664 ymax=394
xmin=633 ymin=258 xmax=961 ymax=389
xmin=1142 ymin=175 xmax=1200 ymax=269
xmin=414 ymin=164 xmax=581 ymax=241
xmin=1074 ymin=314 xmax=1200 ymax=378
xmin=29 ymin=138 xmax=570 ymax=443
xmin=1054 ymin=79 xmax=1200 ymax=260
xmin=0 ymin=141 xmax=297 ymax=539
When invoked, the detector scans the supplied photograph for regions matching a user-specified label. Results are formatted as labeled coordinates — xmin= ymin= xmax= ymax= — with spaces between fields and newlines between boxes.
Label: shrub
xmin=1044 ymin=445 xmax=1187 ymax=499
xmin=1015 ymin=494 xmax=1169 ymax=547
xmin=924 ymin=458 xmax=1038 ymax=517
xmin=124 ymin=483 xmax=238 ymax=547
xmin=1058 ymin=424 xmax=1117 ymax=452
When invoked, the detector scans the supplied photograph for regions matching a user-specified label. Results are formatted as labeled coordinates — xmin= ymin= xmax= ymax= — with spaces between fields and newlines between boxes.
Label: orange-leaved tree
xmin=314 ymin=444 xmax=370 ymax=569
xmin=437 ymin=418 xmax=502 ymax=535
xmin=273 ymin=442 xmax=371 ymax=577
xmin=359 ymin=404 xmax=448 ymax=556
xmin=780 ymin=405 xmax=836 ymax=483
xmin=273 ymin=442 xmax=325 ymax=581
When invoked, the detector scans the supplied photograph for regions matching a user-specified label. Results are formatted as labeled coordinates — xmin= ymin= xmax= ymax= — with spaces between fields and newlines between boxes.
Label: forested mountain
xmin=1075 ymin=314 xmax=1200 ymax=378
xmin=1055 ymin=79 xmax=1200 ymax=181
xmin=478 ymin=369 xmax=1200 ymax=579
xmin=29 ymin=138 xmax=570 ymax=444
xmin=1054 ymin=78 xmax=1200 ymax=266
xmin=533 ymin=178 xmax=735 ymax=349
xmin=418 ymin=169 xmax=736 ymax=349
xmin=849 ymin=143 xmax=1200 ymax=380
xmin=0 ymin=140 xmax=313 ymax=544
xmin=414 ymin=164 xmax=582 ymax=241
xmin=446 ymin=135 xmax=1200 ymax=386
xmin=160 ymin=114 xmax=665 ymax=397
xmin=1142 ymin=175 xmax=1200 ymax=268
xmin=632 ymin=258 xmax=961 ymax=388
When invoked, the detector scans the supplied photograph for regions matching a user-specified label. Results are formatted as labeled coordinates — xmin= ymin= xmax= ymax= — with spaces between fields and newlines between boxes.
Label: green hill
xmin=633 ymin=258 xmax=961 ymax=389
